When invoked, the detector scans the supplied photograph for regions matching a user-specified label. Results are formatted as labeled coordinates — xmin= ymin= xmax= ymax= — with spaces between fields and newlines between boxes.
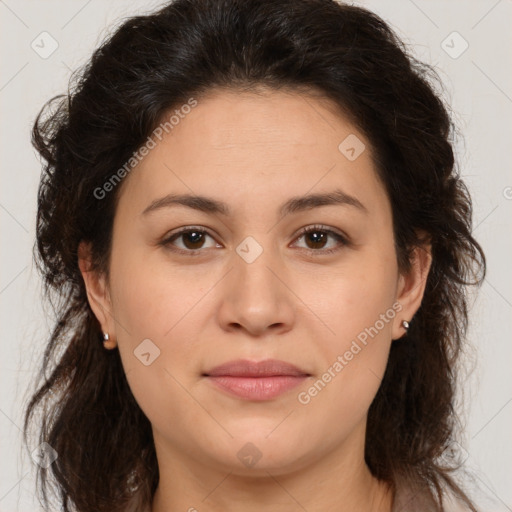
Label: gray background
xmin=1 ymin=0 xmax=511 ymax=510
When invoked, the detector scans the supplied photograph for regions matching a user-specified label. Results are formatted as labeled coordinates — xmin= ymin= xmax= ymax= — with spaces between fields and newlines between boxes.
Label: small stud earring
xmin=102 ymin=332 xmax=116 ymax=349
xmin=402 ymin=320 xmax=410 ymax=330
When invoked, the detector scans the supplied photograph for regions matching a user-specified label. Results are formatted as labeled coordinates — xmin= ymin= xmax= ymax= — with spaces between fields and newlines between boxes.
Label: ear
xmin=78 ymin=241 xmax=117 ymax=349
xmin=392 ymin=237 xmax=432 ymax=340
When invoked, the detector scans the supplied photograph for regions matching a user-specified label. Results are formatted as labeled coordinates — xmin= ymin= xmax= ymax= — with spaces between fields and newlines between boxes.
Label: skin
xmin=79 ymin=87 xmax=431 ymax=512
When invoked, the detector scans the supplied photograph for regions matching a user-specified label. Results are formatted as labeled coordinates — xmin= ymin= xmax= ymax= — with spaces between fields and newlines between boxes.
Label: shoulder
xmin=392 ymin=483 xmax=438 ymax=512
xmin=125 ymin=502 xmax=151 ymax=512
xmin=392 ymin=482 xmax=474 ymax=512
xmin=123 ymin=493 xmax=151 ymax=512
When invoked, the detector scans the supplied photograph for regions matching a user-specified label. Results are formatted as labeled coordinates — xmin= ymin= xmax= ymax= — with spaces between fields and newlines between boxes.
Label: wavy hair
xmin=24 ymin=0 xmax=486 ymax=511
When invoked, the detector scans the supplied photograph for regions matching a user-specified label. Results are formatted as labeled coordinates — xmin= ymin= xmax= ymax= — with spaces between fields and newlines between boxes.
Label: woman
xmin=24 ymin=0 xmax=486 ymax=511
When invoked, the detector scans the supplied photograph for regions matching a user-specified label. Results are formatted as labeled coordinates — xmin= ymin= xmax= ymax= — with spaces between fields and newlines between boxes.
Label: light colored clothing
xmin=127 ymin=481 xmax=471 ymax=511
xmin=392 ymin=482 xmax=473 ymax=512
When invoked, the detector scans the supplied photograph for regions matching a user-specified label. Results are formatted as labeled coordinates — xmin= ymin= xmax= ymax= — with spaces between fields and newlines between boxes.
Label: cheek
xmin=305 ymin=247 xmax=398 ymax=351
xmin=111 ymin=274 xmax=194 ymax=430
xmin=111 ymin=245 xmax=208 ymax=341
xmin=296 ymin=247 xmax=397 ymax=411
xmin=109 ymin=252 xmax=212 ymax=419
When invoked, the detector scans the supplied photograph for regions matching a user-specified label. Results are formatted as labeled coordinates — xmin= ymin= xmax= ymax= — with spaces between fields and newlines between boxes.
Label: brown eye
xmin=303 ymin=230 xmax=328 ymax=249
xmin=161 ymin=227 xmax=219 ymax=254
xmin=179 ymin=230 xmax=206 ymax=250
xmin=293 ymin=225 xmax=348 ymax=255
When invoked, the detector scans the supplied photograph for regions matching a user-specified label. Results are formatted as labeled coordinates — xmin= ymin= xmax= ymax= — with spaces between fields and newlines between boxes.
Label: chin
xmin=201 ymin=431 xmax=313 ymax=475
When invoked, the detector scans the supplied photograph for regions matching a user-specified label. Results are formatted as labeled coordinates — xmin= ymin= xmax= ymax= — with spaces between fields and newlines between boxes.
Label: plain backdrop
xmin=1 ymin=1 xmax=511 ymax=511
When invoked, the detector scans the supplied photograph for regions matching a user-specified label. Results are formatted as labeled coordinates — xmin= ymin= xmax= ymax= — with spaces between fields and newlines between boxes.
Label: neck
xmin=150 ymin=426 xmax=393 ymax=512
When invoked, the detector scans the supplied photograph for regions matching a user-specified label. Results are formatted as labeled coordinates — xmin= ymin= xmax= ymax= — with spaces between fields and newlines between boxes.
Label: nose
xmin=216 ymin=240 xmax=296 ymax=337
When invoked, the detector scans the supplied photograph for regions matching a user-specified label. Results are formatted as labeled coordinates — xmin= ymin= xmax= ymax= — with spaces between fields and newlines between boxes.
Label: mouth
xmin=202 ymin=359 xmax=311 ymax=401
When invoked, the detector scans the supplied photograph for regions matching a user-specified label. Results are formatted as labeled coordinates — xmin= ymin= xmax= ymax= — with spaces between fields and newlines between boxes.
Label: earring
xmin=402 ymin=320 xmax=410 ymax=330
xmin=102 ymin=331 xmax=116 ymax=350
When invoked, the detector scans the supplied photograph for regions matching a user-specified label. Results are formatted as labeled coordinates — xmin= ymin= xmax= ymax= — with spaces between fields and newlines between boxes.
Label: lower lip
xmin=206 ymin=375 xmax=308 ymax=401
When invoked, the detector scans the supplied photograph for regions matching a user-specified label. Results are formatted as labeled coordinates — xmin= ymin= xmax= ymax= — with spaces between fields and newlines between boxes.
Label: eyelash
xmin=160 ymin=224 xmax=349 ymax=257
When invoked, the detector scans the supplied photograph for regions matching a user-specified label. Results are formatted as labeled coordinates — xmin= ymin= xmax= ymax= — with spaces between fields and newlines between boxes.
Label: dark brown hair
xmin=25 ymin=0 xmax=486 ymax=511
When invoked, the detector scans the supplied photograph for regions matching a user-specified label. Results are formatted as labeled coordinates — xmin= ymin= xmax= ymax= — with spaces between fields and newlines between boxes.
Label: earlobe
xmin=77 ymin=241 xmax=117 ymax=348
xmin=392 ymin=241 xmax=432 ymax=340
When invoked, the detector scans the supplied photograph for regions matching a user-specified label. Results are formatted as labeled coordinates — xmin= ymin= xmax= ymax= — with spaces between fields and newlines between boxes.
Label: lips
xmin=204 ymin=359 xmax=310 ymax=378
xmin=203 ymin=359 xmax=310 ymax=401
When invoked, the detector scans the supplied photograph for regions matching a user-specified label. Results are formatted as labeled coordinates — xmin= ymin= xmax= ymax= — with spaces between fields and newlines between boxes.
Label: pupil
xmin=307 ymin=231 xmax=326 ymax=249
xmin=184 ymin=231 xmax=203 ymax=249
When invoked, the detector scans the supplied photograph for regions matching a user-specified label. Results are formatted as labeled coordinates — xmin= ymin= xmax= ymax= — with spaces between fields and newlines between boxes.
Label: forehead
xmin=115 ymin=88 xmax=389 ymax=222
xmin=170 ymin=87 xmax=359 ymax=153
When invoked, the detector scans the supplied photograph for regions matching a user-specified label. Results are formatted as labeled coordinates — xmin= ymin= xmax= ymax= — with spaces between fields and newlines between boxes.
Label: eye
xmin=161 ymin=226 xmax=220 ymax=255
xmin=291 ymin=225 xmax=348 ymax=255
xmin=160 ymin=224 xmax=349 ymax=256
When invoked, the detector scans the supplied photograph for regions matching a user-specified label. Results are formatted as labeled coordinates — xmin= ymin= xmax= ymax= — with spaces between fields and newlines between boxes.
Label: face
xmin=80 ymin=88 xmax=429 ymax=478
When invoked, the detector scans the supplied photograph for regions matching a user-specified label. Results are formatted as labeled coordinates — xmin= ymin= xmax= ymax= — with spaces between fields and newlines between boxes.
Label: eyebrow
xmin=141 ymin=188 xmax=368 ymax=218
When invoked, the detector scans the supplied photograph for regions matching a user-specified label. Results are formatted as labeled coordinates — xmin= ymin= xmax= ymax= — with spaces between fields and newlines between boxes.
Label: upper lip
xmin=203 ymin=359 xmax=310 ymax=377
